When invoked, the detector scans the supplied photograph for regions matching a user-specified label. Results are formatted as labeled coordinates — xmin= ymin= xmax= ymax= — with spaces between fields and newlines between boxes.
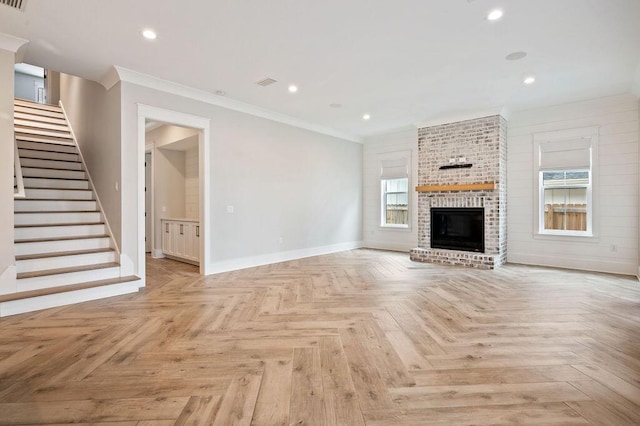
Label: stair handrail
xmin=13 ymin=136 xmax=25 ymax=199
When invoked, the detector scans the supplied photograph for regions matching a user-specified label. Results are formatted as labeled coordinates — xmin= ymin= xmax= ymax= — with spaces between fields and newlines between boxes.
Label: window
xmin=534 ymin=130 xmax=597 ymax=237
xmin=380 ymin=154 xmax=409 ymax=228
xmin=541 ymin=170 xmax=590 ymax=233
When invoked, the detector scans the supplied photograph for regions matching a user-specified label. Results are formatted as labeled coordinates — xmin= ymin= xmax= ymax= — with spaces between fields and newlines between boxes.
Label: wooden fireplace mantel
xmin=415 ymin=182 xmax=496 ymax=192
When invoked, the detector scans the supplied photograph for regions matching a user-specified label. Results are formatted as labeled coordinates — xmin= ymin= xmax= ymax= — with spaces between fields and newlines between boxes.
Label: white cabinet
xmin=161 ymin=219 xmax=200 ymax=264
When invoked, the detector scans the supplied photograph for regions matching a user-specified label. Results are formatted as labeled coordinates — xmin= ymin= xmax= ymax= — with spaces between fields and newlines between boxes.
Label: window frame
xmin=532 ymin=127 xmax=599 ymax=239
xmin=378 ymin=151 xmax=411 ymax=230
xmin=381 ymin=177 xmax=410 ymax=228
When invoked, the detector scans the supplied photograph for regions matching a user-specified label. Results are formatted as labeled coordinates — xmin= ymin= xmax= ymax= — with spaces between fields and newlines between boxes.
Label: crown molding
xmin=0 ymin=32 xmax=28 ymax=53
xmin=101 ymin=65 xmax=362 ymax=143
xmin=414 ymin=106 xmax=509 ymax=129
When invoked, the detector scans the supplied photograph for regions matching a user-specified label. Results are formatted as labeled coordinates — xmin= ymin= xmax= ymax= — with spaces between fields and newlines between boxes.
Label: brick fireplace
xmin=410 ymin=115 xmax=507 ymax=269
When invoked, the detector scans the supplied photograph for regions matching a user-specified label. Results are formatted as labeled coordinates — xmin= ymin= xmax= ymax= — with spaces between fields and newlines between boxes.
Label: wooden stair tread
xmin=15 ymin=222 xmax=104 ymax=228
xmin=17 ymin=198 xmax=95 ymax=201
xmin=16 ymin=262 xmax=120 ymax=279
xmin=15 ymin=210 xmax=99 ymax=214
xmin=23 ymin=186 xmax=90 ymax=191
xmin=21 ymin=166 xmax=84 ymax=172
xmin=20 ymin=156 xmax=81 ymax=163
xmin=16 ymin=135 xmax=76 ymax=148
xmin=16 ymin=248 xmax=114 ymax=261
xmin=20 ymin=176 xmax=89 ymax=182
xmin=15 ymin=235 xmax=110 ymax=244
xmin=0 ymin=275 xmax=138 ymax=303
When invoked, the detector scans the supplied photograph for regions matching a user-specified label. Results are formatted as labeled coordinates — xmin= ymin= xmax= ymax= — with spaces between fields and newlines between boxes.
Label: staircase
xmin=1 ymin=99 xmax=141 ymax=316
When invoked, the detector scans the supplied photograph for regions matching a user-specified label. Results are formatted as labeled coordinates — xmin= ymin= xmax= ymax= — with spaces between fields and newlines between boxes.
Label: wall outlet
xmin=226 ymin=205 xmax=234 ymax=213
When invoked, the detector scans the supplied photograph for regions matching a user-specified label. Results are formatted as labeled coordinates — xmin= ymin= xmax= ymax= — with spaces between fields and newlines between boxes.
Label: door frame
xmin=137 ymin=104 xmax=211 ymax=275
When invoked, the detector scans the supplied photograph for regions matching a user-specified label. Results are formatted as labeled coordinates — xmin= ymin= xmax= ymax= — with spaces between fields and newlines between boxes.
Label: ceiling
xmin=1 ymin=0 xmax=639 ymax=139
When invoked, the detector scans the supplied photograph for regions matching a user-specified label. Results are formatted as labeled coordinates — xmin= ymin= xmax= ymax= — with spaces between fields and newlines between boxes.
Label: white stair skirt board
xmin=17 ymin=140 xmax=77 ymax=153
xmin=20 ymin=158 xmax=83 ymax=171
xmin=22 ymin=177 xmax=89 ymax=190
xmin=15 ymin=224 xmax=106 ymax=240
xmin=16 ymin=250 xmax=117 ymax=274
xmin=0 ymin=280 xmax=141 ymax=317
xmin=15 ymin=211 xmax=102 ymax=226
xmin=18 ymin=149 xmax=79 ymax=162
xmin=21 ymin=167 xmax=85 ymax=180
xmin=15 ymin=199 xmax=97 ymax=212
xmin=15 ymin=237 xmax=111 ymax=256
xmin=24 ymin=188 xmax=94 ymax=200
xmin=17 ymin=265 xmax=121 ymax=292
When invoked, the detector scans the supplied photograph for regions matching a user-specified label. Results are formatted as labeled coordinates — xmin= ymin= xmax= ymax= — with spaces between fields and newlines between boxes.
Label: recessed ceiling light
xmin=142 ymin=29 xmax=157 ymax=40
xmin=523 ymin=76 xmax=536 ymax=85
xmin=506 ymin=51 xmax=527 ymax=61
xmin=288 ymin=85 xmax=298 ymax=93
xmin=487 ymin=9 xmax=504 ymax=21
xmin=362 ymin=114 xmax=371 ymax=121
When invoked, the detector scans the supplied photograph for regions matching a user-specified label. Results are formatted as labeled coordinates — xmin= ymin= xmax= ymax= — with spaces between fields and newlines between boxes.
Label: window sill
xmin=379 ymin=225 xmax=412 ymax=232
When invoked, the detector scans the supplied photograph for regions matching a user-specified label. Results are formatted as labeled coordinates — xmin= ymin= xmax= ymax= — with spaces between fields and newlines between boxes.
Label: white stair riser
xmin=16 ymin=266 xmax=121 ymax=292
xmin=17 ymin=141 xmax=76 ymax=153
xmin=23 ymin=177 xmax=89 ymax=190
xmin=24 ymin=188 xmax=94 ymax=200
xmin=15 ymin=224 xmax=106 ymax=240
xmin=21 ymin=158 xmax=82 ymax=171
xmin=14 ymin=119 xmax=70 ymax=132
xmin=22 ymin=167 xmax=85 ymax=180
xmin=17 ymin=251 xmax=117 ymax=274
xmin=15 ymin=237 xmax=111 ymax=256
xmin=19 ymin=149 xmax=79 ymax=162
xmin=15 ymin=212 xmax=102 ymax=225
xmin=15 ymin=200 xmax=97 ymax=212
xmin=15 ymin=105 xmax=65 ymax=118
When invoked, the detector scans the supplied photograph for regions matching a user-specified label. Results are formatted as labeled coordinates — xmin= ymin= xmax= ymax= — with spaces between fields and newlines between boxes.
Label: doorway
xmin=137 ymin=105 xmax=211 ymax=278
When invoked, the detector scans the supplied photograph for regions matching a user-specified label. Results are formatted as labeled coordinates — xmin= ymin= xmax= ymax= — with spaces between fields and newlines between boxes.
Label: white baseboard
xmin=507 ymin=253 xmax=636 ymax=276
xmin=0 ymin=265 xmax=17 ymax=296
xmin=637 ymin=265 xmax=640 ymax=282
xmin=207 ymin=241 xmax=364 ymax=275
xmin=0 ymin=280 xmax=141 ymax=317
xmin=363 ymin=240 xmax=413 ymax=253
xmin=152 ymin=249 xmax=165 ymax=259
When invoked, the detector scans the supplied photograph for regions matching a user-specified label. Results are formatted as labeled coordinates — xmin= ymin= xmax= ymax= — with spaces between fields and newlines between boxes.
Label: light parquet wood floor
xmin=1 ymin=249 xmax=640 ymax=425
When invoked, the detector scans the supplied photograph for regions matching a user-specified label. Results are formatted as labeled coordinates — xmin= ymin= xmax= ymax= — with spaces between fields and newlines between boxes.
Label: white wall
xmin=14 ymin=71 xmax=43 ymax=102
xmin=362 ymin=128 xmax=418 ymax=252
xmin=59 ymin=74 xmax=122 ymax=249
xmin=185 ymin=147 xmax=199 ymax=219
xmin=507 ymin=94 xmax=639 ymax=275
xmin=121 ymin=82 xmax=363 ymax=274
xmin=0 ymin=49 xmax=16 ymax=295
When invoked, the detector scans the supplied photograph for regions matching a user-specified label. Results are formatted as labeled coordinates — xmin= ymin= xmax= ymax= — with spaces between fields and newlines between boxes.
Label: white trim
xmin=507 ymin=254 xmax=636 ymax=277
xmin=637 ymin=266 xmax=640 ymax=282
xmin=532 ymin=126 xmax=599 ymax=238
xmin=59 ymin=100 xmax=121 ymax=256
xmin=137 ymin=104 xmax=211 ymax=276
xmin=0 ymin=32 xmax=28 ymax=53
xmin=0 ymin=265 xmax=17 ymax=296
xmin=0 ymin=280 xmax=141 ymax=317
xmin=363 ymin=241 xmax=413 ymax=253
xmin=208 ymin=241 xmax=364 ymax=275
xmin=152 ymin=249 xmax=165 ymax=259
xmin=414 ymin=107 xmax=509 ymax=129
xmin=110 ymin=66 xmax=361 ymax=143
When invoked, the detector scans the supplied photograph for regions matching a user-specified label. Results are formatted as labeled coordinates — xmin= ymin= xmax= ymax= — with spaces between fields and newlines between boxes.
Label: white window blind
xmin=380 ymin=158 xmax=408 ymax=179
xmin=539 ymin=138 xmax=591 ymax=171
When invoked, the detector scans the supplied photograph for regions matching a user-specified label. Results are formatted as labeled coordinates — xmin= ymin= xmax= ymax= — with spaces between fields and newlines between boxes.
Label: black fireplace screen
xmin=430 ymin=208 xmax=484 ymax=253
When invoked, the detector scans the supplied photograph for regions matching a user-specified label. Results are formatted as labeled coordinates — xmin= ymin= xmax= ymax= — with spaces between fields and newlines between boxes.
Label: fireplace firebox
xmin=431 ymin=208 xmax=484 ymax=253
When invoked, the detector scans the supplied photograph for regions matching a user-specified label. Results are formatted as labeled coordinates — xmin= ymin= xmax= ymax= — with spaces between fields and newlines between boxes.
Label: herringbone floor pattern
xmin=1 ymin=249 xmax=639 ymax=425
